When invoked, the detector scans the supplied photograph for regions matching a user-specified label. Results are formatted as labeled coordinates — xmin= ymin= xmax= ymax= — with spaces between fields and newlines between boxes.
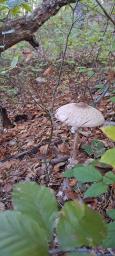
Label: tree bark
xmin=0 ymin=0 xmax=76 ymax=53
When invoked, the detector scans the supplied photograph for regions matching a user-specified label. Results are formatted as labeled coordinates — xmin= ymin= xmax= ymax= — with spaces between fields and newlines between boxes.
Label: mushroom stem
xmin=71 ymin=129 xmax=80 ymax=161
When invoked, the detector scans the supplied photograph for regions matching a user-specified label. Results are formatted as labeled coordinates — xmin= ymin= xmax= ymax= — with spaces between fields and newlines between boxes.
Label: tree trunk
xmin=0 ymin=0 xmax=76 ymax=53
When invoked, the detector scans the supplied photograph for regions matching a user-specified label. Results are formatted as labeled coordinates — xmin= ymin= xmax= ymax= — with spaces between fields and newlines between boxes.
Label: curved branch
xmin=0 ymin=0 xmax=77 ymax=53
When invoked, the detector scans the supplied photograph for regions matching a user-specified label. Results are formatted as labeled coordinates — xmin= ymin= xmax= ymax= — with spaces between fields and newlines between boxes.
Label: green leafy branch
xmin=0 ymin=181 xmax=113 ymax=256
xmin=64 ymin=126 xmax=115 ymax=198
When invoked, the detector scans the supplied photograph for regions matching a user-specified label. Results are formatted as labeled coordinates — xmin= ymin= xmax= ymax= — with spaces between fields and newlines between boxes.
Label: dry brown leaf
xmin=65 ymin=189 xmax=77 ymax=200
xmin=43 ymin=66 xmax=53 ymax=76
xmin=53 ymin=162 xmax=65 ymax=172
xmin=58 ymin=143 xmax=69 ymax=154
xmin=0 ymin=161 xmax=12 ymax=172
xmin=68 ymin=178 xmax=77 ymax=187
xmin=39 ymin=144 xmax=48 ymax=155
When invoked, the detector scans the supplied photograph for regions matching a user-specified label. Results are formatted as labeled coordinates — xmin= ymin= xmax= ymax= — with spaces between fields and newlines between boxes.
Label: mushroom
xmin=55 ymin=102 xmax=105 ymax=165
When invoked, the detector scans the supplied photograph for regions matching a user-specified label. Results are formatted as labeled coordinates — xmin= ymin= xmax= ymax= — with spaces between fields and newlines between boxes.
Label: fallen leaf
xmin=43 ymin=66 xmax=53 ymax=76
xmin=39 ymin=144 xmax=48 ymax=155
xmin=58 ymin=143 xmax=69 ymax=154
xmin=53 ymin=162 xmax=65 ymax=172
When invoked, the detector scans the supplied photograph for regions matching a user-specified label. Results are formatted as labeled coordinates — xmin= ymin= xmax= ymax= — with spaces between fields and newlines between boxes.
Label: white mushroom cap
xmin=55 ymin=102 xmax=105 ymax=131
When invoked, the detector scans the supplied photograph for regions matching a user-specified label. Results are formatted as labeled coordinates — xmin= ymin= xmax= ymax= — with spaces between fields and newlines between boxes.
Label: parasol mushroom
xmin=55 ymin=102 xmax=105 ymax=165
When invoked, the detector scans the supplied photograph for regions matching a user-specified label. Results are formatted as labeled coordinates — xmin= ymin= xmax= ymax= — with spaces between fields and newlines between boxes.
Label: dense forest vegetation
xmin=0 ymin=0 xmax=115 ymax=255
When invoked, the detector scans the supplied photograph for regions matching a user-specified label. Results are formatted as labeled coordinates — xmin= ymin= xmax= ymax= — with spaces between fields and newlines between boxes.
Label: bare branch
xmin=95 ymin=0 xmax=115 ymax=25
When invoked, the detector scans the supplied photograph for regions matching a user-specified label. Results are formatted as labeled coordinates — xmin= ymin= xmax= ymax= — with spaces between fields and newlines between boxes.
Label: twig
xmin=0 ymin=138 xmax=62 ymax=163
xmin=50 ymin=155 xmax=69 ymax=165
xmin=51 ymin=0 xmax=80 ymax=111
xmin=95 ymin=0 xmax=115 ymax=26
xmin=94 ymin=82 xmax=109 ymax=106
xmin=95 ymin=4 xmax=114 ymax=63
xmin=43 ymin=0 xmax=80 ymax=182
xmin=0 ymin=140 xmax=46 ymax=163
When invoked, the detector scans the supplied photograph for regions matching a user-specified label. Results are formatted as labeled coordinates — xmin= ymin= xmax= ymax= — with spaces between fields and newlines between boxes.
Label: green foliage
xmin=0 ymin=0 xmax=31 ymax=19
xmin=64 ymin=164 xmax=115 ymax=198
xmin=0 ymin=211 xmax=48 ymax=256
xmin=0 ymin=182 xmax=111 ymax=255
xmin=0 ymin=86 xmax=17 ymax=96
xmin=100 ymin=148 xmax=115 ymax=168
xmin=1 ymin=0 xmax=114 ymax=64
xmin=103 ymin=171 xmax=115 ymax=185
xmin=64 ymin=165 xmax=102 ymax=182
xmin=107 ymin=209 xmax=115 ymax=220
xmin=81 ymin=139 xmax=106 ymax=158
xmin=57 ymin=201 xmax=106 ymax=248
xmin=101 ymin=126 xmax=115 ymax=141
xmin=102 ymin=222 xmax=115 ymax=249
xmin=12 ymin=182 xmax=58 ymax=238
xmin=110 ymin=96 xmax=115 ymax=103
xmin=35 ymin=0 xmax=114 ymax=61
xmin=65 ymin=126 xmax=115 ymax=198
xmin=10 ymin=55 xmax=19 ymax=68
xmin=84 ymin=182 xmax=108 ymax=198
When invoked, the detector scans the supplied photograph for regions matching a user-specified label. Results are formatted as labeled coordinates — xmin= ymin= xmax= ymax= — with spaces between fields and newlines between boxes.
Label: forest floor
xmin=0 ymin=56 xmax=115 ymax=220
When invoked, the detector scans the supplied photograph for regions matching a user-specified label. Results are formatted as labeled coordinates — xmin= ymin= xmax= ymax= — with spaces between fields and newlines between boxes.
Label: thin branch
xmin=51 ymin=0 xmax=80 ymax=111
xmin=94 ymin=82 xmax=109 ymax=106
xmin=95 ymin=0 xmax=115 ymax=26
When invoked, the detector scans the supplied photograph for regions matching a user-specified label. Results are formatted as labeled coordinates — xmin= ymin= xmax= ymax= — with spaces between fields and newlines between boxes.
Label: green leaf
xmin=100 ymin=148 xmax=115 ymax=167
xmin=57 ymin=201 xmax=106 ymax=248
xmin=22 ymin=3 xmax=31 ymax=12
xmin=107 ymin=209 xmax=115 ymax=220
xmin=103 ymin=222 xmax=115 ymax=248
xmin=81 ymin=140 xmax=105 ymax=158
xmin=12 ymin=182 xmax=58 ymax=238
xmin=10 ymin=6 xmax=20 ymax=15
xmin=10 ymin=55 xmax=19 ymax=69
xmin=91 ymin=140 xmax=106 ymax=158
xmin=87 ymin=70 xmax=95 ymax=77
xmin=95 ymin=84 xmax=104 ymax=90
xmin=84 ymin=182 xmax=108 ymax=198
xmin=103 ymin=171 xmax=115 ymax=185
xmin=0 ymin=211 xmax=48 ymax=256
xmin=64 ymin=165 xmax=102 ymax=183
xmin=0 ymin=0 xmax=7 ymax=3
xmin=101 ymin=126 xmax=115 ymax=141
xmin=110 ymin=96 xmax=115 ymax=103
xmin=81 ymin=144 xmax=93 ymax=156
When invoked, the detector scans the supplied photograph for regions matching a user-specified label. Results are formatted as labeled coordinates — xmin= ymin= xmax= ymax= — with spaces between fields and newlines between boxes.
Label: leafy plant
xmin=110 ymin=96 xmax=115 ymax=103
xmin=103 ymin=221 xmax=115 ymax=249
xmin=57 ymin=201 xmax=106 ymax=248
xmin=0 ymin=182 xmax=109 ymax=256
xmin=101 ymin=126 xmax=115 ymax=142
xmin=64 ymin=165 xmax=115 ymax=198
xmin=64 ymin=126 xmax=115 ymax=198
xmin=81 ymin=139 xmax=106 ymax=158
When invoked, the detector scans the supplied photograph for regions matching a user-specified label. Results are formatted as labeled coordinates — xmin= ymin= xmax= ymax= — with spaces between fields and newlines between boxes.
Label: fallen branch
xmin=50 ymin=155 xmax=69 ymax=165
xmin=0 ymin=138 xmax=62 ymax=163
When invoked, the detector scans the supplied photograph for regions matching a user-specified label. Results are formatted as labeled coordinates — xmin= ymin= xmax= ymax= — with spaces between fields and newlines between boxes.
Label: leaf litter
xmin=0 ymin=60 xmax=115 ymax=219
